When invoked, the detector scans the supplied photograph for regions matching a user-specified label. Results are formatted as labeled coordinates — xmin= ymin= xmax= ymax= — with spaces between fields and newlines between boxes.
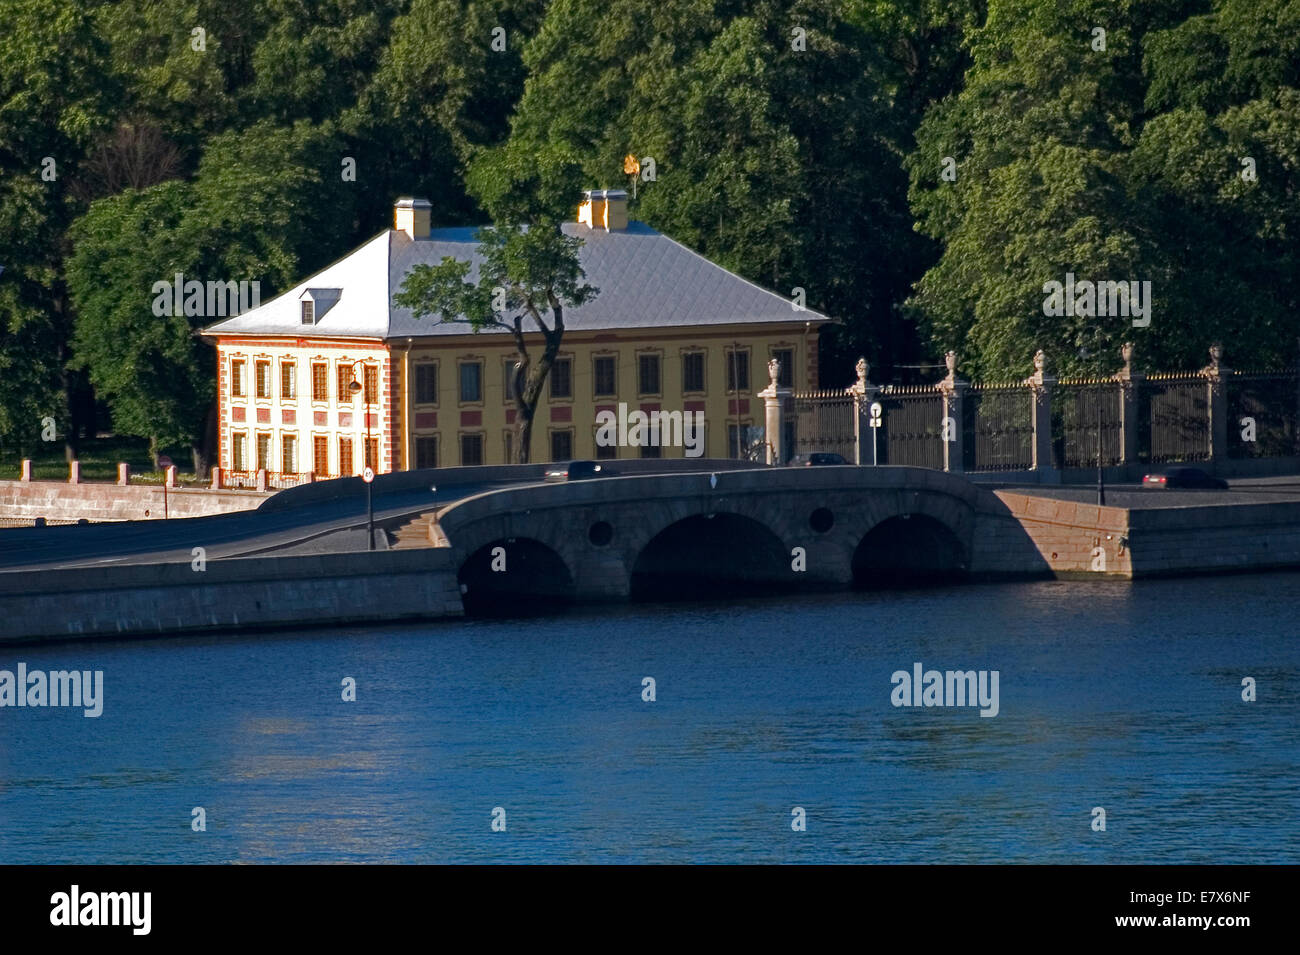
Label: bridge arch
xmin=851 ymin=513 xmax=969 ymax=587
xmin=630 ymin=511 xmax=792 ymax=600
xmin=457 ymin=536 xmax=576 ymax=615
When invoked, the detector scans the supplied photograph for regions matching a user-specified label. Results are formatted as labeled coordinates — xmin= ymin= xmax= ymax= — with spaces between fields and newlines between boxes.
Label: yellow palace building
xmin=202 ymin=191 xmax=832 ymax=484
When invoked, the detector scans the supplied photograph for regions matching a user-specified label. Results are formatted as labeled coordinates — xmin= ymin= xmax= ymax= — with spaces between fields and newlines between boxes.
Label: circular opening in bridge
xmin=852 ymin=514 xmax=967 ymax=589
xmin=631 ymin=512 xmax=793 ymax=600
xmin=458 ymin=538 xmax=575 ymax=617
xmin=588 ymin=520 xmax=614 ymax=547
xmin=809 ymin=507 xmax=834 ymax=533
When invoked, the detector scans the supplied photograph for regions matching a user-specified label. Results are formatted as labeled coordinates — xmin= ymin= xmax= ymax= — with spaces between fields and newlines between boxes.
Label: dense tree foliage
xmin=1 ymin=0 xmax=1297 ymax=458
xmin=908 ymin=0 xmax=1300 ymax=379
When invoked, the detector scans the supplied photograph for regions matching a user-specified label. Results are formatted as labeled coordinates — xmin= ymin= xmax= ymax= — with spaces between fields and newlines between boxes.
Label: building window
xmin=726 ymin=348 xmax=750 ymax=392
xmin=728 ymin=424 xmax=743 ymax=459
xmin=230 ymin=359 xmax=245 ymax=398
xmin=311 ymin=363 xmax=328 ymax=402
xmin=459 ymin=362 xmax=483 ymax=403
xmin=594 ymin=438 xmax=617 ymax=460
xmin=550 ymin=429 xmax=573 ymax=462
xmin=232 ymin=432 xmax=247 ymax=471
xmin=772 ymin=348 xmax=794 ymax=388
xmin=639 ymin=443 xmax=662 ymax=458
xmin=313 ymin=435 xmax=328 ymax=477
xmin=256 ymin=432 xmax=271 ymax=471
xmin=550 ymin=357 xmax=572 ymax=399
xmin=727 ymin=423 xmax=761 ymax=459
xmin=281 ymin=361 xmax=296 ymax=400
xmin=503 ymin=430 xmax=514 ymax=464
xmin=338 ymin=436 xmax=354 ymax=475
xmin=301 ymin=300 xmax=314 ymax=325
xmin=416 ymin=364 xmax=437 ymax=404
xmin=682 ymin=352 xmax=706 ymax=393
xmin=460 ymin=433 xmax=484 ymax=465
xmin=363 ymin=364 xmax=378 ymax=405
xmin=282 ymin=434 xmax=297 ymax=473
xmin=638 ymin=354 xmax=661 ymax=396
xmin=504 ymin=359 xmax=519 ymax=402
xmin=364 ymin=436 xmax=378 ymax=471
xmin=255 ymin=360 xmax=271 ymax=399
xmin=416 ymin=436 xmax=438 ymax=469
xmin=593 ymin=355 xmax=616 ymax=397
xmin=337 ymin=364 xmax=354 ymax=402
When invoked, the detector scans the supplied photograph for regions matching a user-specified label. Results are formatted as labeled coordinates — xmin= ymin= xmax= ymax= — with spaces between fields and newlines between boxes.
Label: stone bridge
xmin=406 ymin=466 xmax=1051 ymax=612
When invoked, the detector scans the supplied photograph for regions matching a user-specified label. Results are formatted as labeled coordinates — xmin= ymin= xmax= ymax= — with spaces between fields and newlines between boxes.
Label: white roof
xmin=203 ymin=222 xmax=831 ymax=340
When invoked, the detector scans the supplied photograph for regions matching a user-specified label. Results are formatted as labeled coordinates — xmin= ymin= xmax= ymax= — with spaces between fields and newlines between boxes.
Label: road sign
xmin=869 ymin=402 xmax=883 ymax=427
xmin=362 ymin=467 xmax=375 ymax=483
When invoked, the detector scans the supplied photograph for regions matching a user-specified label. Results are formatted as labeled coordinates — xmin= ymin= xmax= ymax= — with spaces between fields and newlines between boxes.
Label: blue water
xmin=1 ymin=573 xmax=1297 ymax=863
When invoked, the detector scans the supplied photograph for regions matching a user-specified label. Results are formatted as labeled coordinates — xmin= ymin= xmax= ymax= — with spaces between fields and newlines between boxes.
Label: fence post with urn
xmin=782 ymin=343 xmax=1300 ymax=479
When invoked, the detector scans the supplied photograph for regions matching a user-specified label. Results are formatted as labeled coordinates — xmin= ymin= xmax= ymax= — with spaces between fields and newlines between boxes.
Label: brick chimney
xmin=577 ymin=189 xmax=628 ymax=232
xmin=394 ymin=197 xmax=432 ymax=240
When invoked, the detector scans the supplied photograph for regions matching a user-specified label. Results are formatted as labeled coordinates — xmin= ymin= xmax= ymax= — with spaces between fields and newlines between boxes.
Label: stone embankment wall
xmin=0 ymin=549 xmax=462 ymax=644
xmin=0 ymin=480 xmax=269 ymax=522
xmin=977 ymin=491 xmax=1300 ymax=578
xmin=973 ymin=492 xmax=1132 ymax=578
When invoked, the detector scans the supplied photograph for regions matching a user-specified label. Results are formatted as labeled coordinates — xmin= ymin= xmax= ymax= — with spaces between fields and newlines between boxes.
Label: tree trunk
xmin=516 ymin=407 xmax=534 ymax=464
xmin=53 ymin=290 xmax=80 ymax=463
xmin=512 ymin=321 xmax=565 ymax=464
xmin=191 ymin=400 xmax=218 ymax=480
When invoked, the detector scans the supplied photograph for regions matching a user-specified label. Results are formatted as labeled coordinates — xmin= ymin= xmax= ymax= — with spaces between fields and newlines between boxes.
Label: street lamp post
xmin=349 ymin=360 xmax=375 ymax=551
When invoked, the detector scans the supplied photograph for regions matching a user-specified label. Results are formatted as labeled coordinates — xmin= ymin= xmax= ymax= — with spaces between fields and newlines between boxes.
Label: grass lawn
xmin=1 ymin=436 xmax=205 ymax=485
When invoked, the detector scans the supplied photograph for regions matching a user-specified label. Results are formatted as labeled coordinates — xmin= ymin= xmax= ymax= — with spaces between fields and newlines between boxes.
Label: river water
xmin=1 ymin=572 xmax=1296 ymax=863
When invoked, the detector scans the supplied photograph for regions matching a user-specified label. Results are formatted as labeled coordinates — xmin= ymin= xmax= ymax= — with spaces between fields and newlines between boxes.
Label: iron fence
xmin=1227 ymin=371 xmax=1298 ymax=459
xmin=878 ymin=386 xmax=944 ymax=469
xmin=1140 ymin=375 xmax=1208 ymax=463
xmin=791 ymin=391 xmax=858 ymax=462
xmin=1053 ymin=381 xmax=1124 ymax=468
xmin=786 ymin=362 xmax=1299 ymax=472
xmin=966 ymin=385 xmax=1033 ymax=472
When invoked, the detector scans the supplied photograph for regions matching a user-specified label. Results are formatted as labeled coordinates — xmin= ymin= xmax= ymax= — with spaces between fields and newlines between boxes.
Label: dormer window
xmin=299 ymin=288 xmax=340 ymax=326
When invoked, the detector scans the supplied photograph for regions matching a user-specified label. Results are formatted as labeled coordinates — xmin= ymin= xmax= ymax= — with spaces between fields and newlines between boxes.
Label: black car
xmin=788 ymin=452 xmax=848 ymax=467
xmin=1141 ymin=466 xmax=1228 ymax=489
xmin=544 ymin=460 xmax=610 ymax=481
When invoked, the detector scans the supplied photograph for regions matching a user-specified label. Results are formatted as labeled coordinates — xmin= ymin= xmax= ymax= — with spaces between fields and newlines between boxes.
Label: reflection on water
xmin=0 ymin=573 xmax=1297 ymax=863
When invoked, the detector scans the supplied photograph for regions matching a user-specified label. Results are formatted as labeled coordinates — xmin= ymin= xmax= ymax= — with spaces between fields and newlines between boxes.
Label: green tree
xmin=0 ymin=0 xmax=116 ymax=458
xmin=627 ymin=19 xmax=801 ymax=278
xmin=247 ymin=0 xmax=403 ymax=126
xmin=394 ymin=143 xmax=596 ymax=463
xmin=94 ymin=0 xmax=270 ymax=154
xmin=345 ymin=0 xmax=547 ymax=234
xmin=66 ymin=181 xmax=206 ymax=467
xmin=908 ymin=0 xmax=1300 ymax=379
xmin=68 ymin=121 xmax=352 ymax=474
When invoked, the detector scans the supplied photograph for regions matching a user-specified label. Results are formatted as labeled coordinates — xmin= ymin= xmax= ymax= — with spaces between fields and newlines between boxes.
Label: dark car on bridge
xmin=1141 ymin=467 xmax=1229 ymax=489
xmin=788 ymin=452 xmax=848 ymax=467
xmin=544 ymin=460 xmax=611 ymax=481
